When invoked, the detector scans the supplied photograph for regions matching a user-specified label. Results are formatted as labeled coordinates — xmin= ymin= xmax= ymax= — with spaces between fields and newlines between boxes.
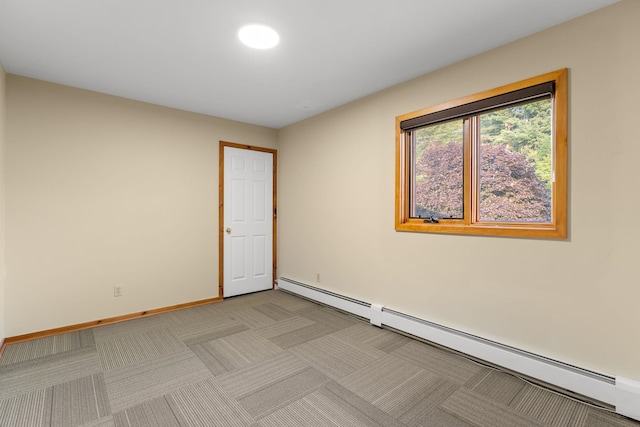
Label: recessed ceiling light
xmin=238 ymin=24 xmax=280 ymax=49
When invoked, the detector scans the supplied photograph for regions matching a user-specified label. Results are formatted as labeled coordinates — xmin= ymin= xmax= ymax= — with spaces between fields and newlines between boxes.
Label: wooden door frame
xmin=219 ymin=141 xmax=278 ymax=298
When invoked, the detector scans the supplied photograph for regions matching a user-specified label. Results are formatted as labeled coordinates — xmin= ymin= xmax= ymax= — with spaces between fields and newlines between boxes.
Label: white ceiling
xmin=0 ymin=0 xmax=619 ymax=129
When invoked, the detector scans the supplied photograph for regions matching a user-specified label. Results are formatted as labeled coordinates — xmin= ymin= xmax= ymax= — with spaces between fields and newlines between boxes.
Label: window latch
xmin=424 ymin=216 xmax=439 ymax=223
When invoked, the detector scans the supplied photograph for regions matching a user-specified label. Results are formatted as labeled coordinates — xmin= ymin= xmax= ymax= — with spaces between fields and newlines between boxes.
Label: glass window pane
xmin=412 ymin=119 xmax=464 ymax=219
xmin=478 ymin=99 xmax=552 ymax=223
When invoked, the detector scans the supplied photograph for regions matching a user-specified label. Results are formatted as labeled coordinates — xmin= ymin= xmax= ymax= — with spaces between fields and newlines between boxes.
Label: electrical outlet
xmin=114 ymin=285 xmax=123 ymax=297
xmin=316 ymin=273 xmax=320 ymax=282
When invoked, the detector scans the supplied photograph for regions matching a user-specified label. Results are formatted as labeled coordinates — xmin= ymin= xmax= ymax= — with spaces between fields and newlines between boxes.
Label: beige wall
xmin=0 ymin=62 xmax=6 ymax=342
xmin=278 ymin=0 xmax=640 ymax=380
xmin=5 ymin=76 xmax=277 ymax=336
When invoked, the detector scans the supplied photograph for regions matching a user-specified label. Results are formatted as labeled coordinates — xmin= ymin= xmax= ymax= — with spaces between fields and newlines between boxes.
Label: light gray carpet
xmin=0 ymin=289 xmax=637 ymax=427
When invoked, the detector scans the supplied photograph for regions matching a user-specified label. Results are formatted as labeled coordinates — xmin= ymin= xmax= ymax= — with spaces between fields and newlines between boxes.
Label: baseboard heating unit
xmin=277 ymin=277 xmax=640 ymax=421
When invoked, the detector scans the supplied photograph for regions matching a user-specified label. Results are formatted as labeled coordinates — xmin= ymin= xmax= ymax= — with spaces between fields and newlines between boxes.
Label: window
xmin=395 ymin=69 xmax=567 ymax=238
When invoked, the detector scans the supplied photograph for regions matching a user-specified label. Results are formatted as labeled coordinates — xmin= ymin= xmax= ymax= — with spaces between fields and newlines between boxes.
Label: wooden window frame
xmin=395 ymin=69 xmax=567 ymax=239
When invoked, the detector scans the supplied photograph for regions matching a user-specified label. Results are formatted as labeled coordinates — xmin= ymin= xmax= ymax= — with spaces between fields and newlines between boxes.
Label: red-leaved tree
xmin=415 ymin=143 xmax=551 ymax=222
xmin=415 ymin=143 xmax=464 ymax=219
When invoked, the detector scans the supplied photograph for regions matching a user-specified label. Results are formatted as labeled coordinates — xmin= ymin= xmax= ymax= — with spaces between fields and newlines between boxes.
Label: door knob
xmin=226 ymin=227 xmax=232 ymax=234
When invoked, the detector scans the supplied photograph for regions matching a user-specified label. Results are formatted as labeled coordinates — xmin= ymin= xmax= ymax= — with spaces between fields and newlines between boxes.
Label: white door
xmin=223 ymin=146 xmax=274 ymax=297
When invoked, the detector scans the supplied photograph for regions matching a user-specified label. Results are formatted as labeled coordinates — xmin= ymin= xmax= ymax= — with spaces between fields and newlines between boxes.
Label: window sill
xmin=395 ymin=221 xmax=567 ymax=239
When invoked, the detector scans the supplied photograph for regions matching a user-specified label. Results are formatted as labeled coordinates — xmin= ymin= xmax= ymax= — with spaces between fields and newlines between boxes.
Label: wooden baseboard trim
xmin=0 ymin=296 xmax=223 ymax=354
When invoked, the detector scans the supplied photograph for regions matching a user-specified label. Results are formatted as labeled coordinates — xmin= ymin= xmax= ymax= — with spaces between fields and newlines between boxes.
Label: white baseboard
xmin=616 ymin=376 xmax=640 ymax=420
xmin=277 ymin=277 xmax=639 ymax=421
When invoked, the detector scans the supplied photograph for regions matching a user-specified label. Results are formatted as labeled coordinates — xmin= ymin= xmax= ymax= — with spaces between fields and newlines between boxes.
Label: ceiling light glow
xmin=238 ymin=24 xmax=280 ymax=49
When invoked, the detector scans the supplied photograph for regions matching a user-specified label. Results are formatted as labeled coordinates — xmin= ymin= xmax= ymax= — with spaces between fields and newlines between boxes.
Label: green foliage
xmin=414 ymin=119 xmax=463 ymax=157
xmin=480 ymin=99 xmax=552 ymax=190
xmin=412 ymin=98 xmax=553 ymax=222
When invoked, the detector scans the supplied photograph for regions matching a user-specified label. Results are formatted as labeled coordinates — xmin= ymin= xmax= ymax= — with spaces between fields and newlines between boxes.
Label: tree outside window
xmin=396 ymin=69 xmax=567 ymax=239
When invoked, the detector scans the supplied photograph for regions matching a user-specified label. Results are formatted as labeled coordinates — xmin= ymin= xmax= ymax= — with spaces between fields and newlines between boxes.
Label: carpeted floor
xmin=0 ymin=289 xmax=637 ymax=427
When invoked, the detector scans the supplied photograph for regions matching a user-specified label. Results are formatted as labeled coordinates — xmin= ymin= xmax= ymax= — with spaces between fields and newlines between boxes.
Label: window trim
xmin=395 ymin=69 xmax=567 ymax=239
